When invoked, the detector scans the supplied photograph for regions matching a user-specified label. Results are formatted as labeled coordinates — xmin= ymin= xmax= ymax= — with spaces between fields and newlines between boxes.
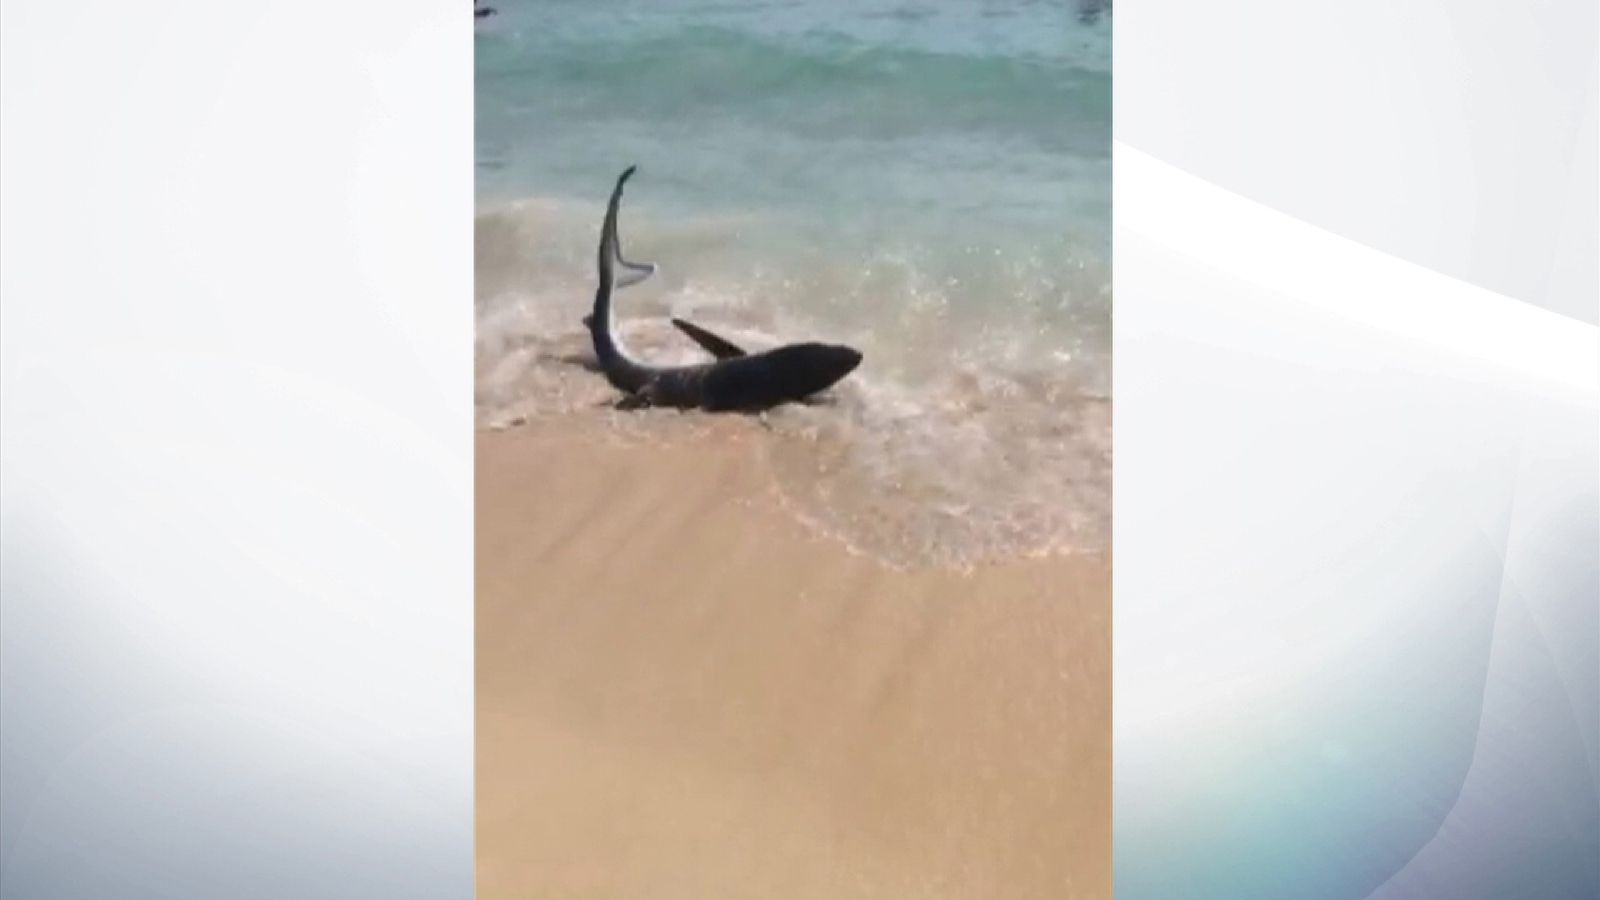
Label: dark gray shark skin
xmin=586 ymin=166 xmax=863 ymax=412
xmin=670 ymin=317 xmax=745 ymax=360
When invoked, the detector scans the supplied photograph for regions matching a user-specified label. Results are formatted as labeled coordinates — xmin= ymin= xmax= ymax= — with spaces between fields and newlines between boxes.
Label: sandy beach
xmin=476 ymin=417 xmax=1110 ymax=898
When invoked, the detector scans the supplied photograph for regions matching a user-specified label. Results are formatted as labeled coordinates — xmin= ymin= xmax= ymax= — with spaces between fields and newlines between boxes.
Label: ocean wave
xmin=477 ymin=24 xmax=1109 ymax=153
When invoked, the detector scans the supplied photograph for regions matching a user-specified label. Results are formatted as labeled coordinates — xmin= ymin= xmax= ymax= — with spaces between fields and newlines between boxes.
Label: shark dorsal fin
xmin=671 ymin=317 xmax=747 ymax=360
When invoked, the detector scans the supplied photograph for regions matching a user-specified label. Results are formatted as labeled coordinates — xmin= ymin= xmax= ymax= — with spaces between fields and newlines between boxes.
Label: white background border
xmin=2 ymin=2 xmax=473 ymax=897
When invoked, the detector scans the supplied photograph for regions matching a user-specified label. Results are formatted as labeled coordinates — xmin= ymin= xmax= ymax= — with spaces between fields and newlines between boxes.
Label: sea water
xmin=476 ymin=0 xmax=1111 ymax=567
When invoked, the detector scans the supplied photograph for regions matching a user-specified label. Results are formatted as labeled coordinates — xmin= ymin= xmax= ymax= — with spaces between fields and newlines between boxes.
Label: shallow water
xmin=476 ymin=0 xmax=1111 ymax=567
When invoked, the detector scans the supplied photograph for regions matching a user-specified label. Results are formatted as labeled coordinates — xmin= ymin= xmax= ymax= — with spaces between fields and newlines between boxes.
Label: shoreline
xmin=477 ymin=418 xmax=1111 ymax=897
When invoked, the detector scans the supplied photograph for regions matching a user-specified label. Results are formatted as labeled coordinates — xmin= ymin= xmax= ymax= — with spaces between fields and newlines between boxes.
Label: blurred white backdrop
xmin=1 ymin=3 xmax=473 ymax=898
xmin=1115 ymin=1 xmax=1598 ymax=897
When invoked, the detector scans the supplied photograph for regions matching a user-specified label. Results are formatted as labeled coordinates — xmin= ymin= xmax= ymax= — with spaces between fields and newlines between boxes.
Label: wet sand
xmin=477 ymin=417 xmax=1110 ymax=898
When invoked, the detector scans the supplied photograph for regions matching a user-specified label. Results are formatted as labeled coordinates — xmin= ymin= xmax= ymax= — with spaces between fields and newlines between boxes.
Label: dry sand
xmin=477 ymin=417 xmax=1110 ymax=898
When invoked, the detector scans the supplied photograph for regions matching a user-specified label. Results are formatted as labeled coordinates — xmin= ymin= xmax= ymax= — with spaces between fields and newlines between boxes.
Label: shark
xmin=583 ymin=166 xmax=863 ymax=412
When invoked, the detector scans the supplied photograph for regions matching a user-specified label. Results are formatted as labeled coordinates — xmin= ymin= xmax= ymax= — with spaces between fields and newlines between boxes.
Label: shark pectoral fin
xmin=670 ymin=317 xmax=747 ymax=360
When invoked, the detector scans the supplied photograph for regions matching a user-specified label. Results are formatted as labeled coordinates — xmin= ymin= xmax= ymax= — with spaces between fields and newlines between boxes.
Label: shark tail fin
xmin=616 ymin=258 xmax=657 ymax=289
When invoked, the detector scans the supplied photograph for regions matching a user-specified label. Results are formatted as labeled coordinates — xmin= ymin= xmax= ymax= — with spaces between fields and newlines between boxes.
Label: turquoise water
xmin=476 ymin=0 xmax=1110 ymax=565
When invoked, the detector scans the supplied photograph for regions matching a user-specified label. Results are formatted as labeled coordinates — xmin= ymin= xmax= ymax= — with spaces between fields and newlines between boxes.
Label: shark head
xmin=761 ymin=342 xmax=863 ymax=399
